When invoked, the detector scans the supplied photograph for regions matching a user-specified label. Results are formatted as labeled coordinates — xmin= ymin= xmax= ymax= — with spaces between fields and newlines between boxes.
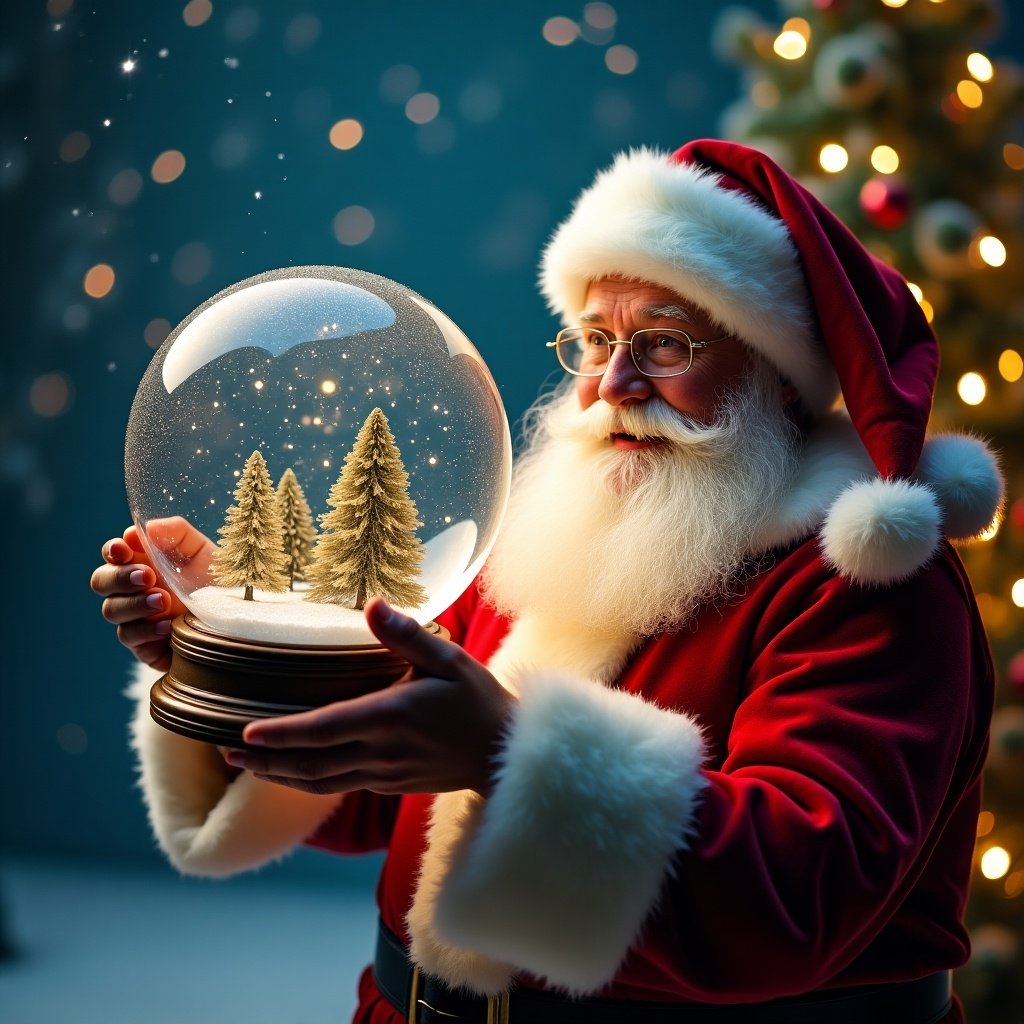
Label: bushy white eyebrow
xmin=641 ymin=304 xmax=692 ymax=321
xmin=577 ymin=304 xmax=692 ymax=324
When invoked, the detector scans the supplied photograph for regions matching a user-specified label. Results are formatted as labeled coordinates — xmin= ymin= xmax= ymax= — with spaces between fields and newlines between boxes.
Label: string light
xmin=773 ymin=30 xmax=807 ymax=60
xmin=957 ymin=372 xmax=986 ymax=406
xmin=819 ymin=143 xmax=849 ymax=173
xmin=1005 ymin=143 xmax=1024 ymax=171
xmin=978 ymin=235 xmax=1006 ymax=267
xmin=782 ymin=17 xmax=811 ymax=40
xmin=1012 ymin=578 xmax=1024 ymax=608
xmin=956 ymin=80 xmax=983 ymax=108
xmin=999 ymin=349 xmax=1023 ymax=382
xmin=880 ymin=0 xmax=908 ymax=6
xmin=980 ymin=846 xmax=1011 ymax=880
xmin=967 ymin=53 xmax=994 ymax=81
xmin=977 ymin=811 xmax=995 ymax=837
xmin=870 ymin=145 xmax=899 ymax=174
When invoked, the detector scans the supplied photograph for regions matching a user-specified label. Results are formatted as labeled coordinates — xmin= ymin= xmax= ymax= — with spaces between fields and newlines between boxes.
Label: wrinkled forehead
xmin=579 ymin=277 xmax=718 ymax=327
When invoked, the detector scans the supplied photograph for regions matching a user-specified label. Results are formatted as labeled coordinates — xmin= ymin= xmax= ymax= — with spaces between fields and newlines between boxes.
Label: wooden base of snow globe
xmin=150 ymin=613 xmax=449 ymax=748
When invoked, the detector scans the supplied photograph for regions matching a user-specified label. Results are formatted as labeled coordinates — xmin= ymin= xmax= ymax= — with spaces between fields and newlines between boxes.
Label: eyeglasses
xmin=546 ymin=326 xmax=732 ymax=378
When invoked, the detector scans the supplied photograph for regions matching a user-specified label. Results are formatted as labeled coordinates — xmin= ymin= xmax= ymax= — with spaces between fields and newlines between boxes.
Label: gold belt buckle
xmin=487 ymin=989 xmax=510 ymax=1024
xmin=407 ymin=964 xmax=510 ymax=1024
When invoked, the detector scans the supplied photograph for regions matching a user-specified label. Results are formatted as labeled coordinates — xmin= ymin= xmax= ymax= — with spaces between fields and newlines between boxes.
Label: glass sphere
xmin=126 ymin=266 xmax=511 ymax=645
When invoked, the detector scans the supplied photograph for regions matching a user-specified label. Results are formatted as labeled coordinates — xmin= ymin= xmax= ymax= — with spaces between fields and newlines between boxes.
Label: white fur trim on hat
xmin=539 ymin=148 xmax=838 ymax=413
xmin=128 ymin=663 xmax=343 ymax=877
xmin=429 ymin=669 xmax=707 ymax=996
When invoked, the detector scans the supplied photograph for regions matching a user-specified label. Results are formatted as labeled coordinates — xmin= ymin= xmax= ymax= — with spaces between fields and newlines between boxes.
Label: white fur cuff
xmin=433 ymin=669 xmax=706 ymax=995
xmin=128 ymin=663 xmax=342 ymax=877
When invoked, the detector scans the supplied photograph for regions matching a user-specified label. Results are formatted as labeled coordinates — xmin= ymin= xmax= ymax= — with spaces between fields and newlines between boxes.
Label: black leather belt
xmin=374 ymin=919 xmax=952 ymax=1023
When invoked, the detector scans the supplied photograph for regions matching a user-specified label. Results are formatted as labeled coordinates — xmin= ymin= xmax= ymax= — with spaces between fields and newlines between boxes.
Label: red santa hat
xmin=539 ymin=139 xmax=1002 ymax=583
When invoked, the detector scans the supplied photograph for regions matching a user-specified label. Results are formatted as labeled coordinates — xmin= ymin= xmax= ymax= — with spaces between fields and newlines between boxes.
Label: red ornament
xmin=860 ymin=176 xmax=911 ymax=230
xmin=1010 ymin=497 xmax=1024 ymax=531
xmin=1008 ymin=650 xmax=1024 ymax=693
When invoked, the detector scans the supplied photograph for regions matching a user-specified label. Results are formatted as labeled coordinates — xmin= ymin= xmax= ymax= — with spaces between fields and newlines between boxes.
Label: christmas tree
xmin=305 ymin=407 xmax=427 ymax=610
xmin=713 ymin=2 xmax=1023 ymax=1018
xmin=276 ymin=467 xmax=318 ymax=590
xmin=210 ymin=449 xmax=290 ymax=601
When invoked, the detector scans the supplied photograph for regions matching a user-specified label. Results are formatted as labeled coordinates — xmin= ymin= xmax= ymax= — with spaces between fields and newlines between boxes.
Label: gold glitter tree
xmin=210 ymin=450 xmax=290 ymax=601
xmin=305 ymin=408 xmax=427 ymax=610
xmin=275 ymin=467 xmax=318 ymax=591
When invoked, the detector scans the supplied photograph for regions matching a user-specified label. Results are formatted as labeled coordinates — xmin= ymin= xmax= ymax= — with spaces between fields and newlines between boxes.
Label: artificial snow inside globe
xmin=126 ymin=266 xmax=511 ymax=745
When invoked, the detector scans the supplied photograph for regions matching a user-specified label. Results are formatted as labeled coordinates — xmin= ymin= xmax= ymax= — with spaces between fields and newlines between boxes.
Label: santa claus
xmin=93 ymin=140 xmax=1002 ymax=1023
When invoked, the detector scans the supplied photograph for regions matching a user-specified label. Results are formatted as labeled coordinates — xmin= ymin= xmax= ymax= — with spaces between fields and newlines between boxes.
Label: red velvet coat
xmin=310 ymin=535 xmax=993 ymax=1023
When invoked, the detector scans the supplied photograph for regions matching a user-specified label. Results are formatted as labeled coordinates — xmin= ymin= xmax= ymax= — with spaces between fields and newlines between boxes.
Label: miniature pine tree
xmin=305 ymin=407 xmax=427 ymax=610
xmin=210 ymin=450 xmax=290 ymax=601
xmin=276 ymin=467 xmax=318 ymax=590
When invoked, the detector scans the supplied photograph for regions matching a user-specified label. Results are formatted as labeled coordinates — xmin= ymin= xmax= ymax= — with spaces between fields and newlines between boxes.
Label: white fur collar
xmin=751 ymin=411 xmax=1003 ymax=585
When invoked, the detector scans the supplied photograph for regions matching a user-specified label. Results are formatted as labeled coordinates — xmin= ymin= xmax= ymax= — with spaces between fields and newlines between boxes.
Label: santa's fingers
xmin=224 ymin=742 xmax=373 ymax=782
xmin=364 ymin=597 xmax=483 ymax=683
xmin=90 ymin=560 xmax=157 ymax=596
xmin=249 ymin=769 xmax=378 ymax=797
xmin=101 ymin=590 xmax=170 ymax=624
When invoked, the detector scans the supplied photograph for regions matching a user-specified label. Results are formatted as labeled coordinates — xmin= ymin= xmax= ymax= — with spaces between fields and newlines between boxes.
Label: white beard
xmin=481 ymin=363 xmax=802 ymax=638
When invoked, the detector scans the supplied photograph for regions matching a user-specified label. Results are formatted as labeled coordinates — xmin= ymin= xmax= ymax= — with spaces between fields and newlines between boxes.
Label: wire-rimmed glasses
xmin=546 ymin=326 xmax=731 ymax=378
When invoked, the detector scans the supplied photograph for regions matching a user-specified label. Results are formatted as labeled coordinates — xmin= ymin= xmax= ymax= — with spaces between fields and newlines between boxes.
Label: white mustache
xmin=553 ymin=396 xmax=732 ymax=449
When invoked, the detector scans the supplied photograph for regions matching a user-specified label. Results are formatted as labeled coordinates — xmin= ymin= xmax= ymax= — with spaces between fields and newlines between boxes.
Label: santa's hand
xmin=231 ymin=598 xmax=515 ymax=798
xmin=90 ymin=517 xmax=213 ymax=671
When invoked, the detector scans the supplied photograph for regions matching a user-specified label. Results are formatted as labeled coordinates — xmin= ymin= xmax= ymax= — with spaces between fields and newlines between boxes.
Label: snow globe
xmin=126 ymin=266 xmax=512 ymax=745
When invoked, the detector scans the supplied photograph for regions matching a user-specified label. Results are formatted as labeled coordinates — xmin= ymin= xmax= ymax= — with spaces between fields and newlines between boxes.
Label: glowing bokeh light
xmin=773 ymin=30 xmax=807 ymax=60
xmin=405 ymin=93 xmax=440 ymax=124
xmin=29 ymin=372 xmax=73 ymax=416
xmin=329 ymin=119 xmax=363 ymax=150
xmin=981 ymin=846 xmax=1011 ymax=880
xmin=957 ymin=372 xmax=986 ymax=406
xmin=967 ymin=52 xmax=994 ymax=82
xmin=183 ymin=0 xmax=213 ymax=28
xmin=605 ymin=45 xmax=638 ymax=75
xmin=870 ymin=145 xmax=899 ymax=174
xmin=332 ymin=206 xmax=375 ymax=246
xmin=998 ymin=349 xmax=1023 ymax=382
xmin=956 ymin=80 xmax=983 ymax=108
xmin=977 ymin=811 xmax=995 ymax=837
xmin=151 ymin=150 xmax=186 ymax=184
xmin=543 ymin=17 xmax=578 ymax=46
xmin=84 ymin=263 xmax=115 ymax=298
xmin=1012 ymin=579 xmax=1024 ymax=608
xmin=978 ymin=235 xmax=1006 ymax=267
xmin=145 ymin=318 xmax=172 ymax=349
xmin=782 ymin=17 xmax=810 ymax=39
xmin=819 ymin=143 xmax=849 ymax=173
xmin=584 ymin=2 xmax=616 ymax=29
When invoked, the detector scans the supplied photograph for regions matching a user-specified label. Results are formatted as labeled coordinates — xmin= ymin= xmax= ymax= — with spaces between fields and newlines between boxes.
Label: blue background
xmin=1 ymin=0 xmax=1020 ymax=872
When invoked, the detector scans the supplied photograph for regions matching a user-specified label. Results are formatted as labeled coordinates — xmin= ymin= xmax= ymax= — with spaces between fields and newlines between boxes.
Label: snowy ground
xmin=186 ymin=519 xmax=479 ymax=645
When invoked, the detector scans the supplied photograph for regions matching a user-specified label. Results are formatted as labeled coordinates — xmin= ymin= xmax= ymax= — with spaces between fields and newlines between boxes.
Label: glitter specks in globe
xmin=126 ymin=266 xmax=511 ymax=645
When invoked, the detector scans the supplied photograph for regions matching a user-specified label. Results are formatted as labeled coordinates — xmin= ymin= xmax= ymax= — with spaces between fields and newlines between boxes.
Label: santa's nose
xmin=597 ymin=342 xmax=652 ymax=407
